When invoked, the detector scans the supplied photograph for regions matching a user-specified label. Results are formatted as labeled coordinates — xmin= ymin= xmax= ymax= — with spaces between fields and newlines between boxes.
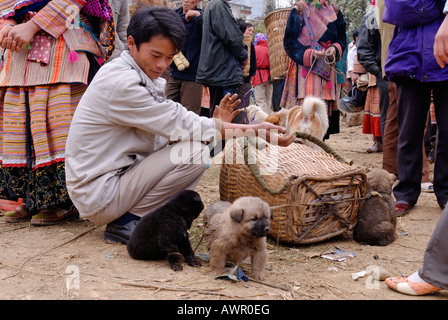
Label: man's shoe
xmin=395 ymin=201 xmax=413 ymax=216
xmin=104 ymin=218 xmax=139 ymax=244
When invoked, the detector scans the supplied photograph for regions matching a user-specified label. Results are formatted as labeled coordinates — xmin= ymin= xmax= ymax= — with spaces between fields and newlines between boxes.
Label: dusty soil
xmin=0 ymin=121 xmax=447 ymax=302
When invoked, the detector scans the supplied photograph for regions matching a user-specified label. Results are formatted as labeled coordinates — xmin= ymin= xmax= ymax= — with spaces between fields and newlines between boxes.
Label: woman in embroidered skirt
xmin=0 ymin=0 xmax=114 ymax=225
xmin=281 ymin=0 xmax=347 ymax=140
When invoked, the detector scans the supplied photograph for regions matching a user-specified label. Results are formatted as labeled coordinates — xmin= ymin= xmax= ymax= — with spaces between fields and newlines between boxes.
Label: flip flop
xmin=385 ymin=275 xmax=441 ymax=296
xmin=4 ymin=204 xmax=32 ymax=223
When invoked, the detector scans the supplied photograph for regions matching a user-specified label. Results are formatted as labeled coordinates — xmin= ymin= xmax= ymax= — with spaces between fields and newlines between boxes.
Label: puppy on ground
xmin=127 ymin=190 xmax=204 ymax=271
xmin=203 ymin=197 xmax=272 ymax=280
xmin=353 ymin=168 xmax=397 ymax=246
xmin=264 ymin=96 xmax=329 ymax=148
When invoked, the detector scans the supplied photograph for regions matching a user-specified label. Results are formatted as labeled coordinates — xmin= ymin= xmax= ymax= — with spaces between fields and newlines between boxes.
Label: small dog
xmin=353 ymin=168 xmax=397 ymax=246
xmin=245 ymin=105 xmax=269 ymax=124
xmin=264 ymin=96 xmax=329 ymax=148
xmin=203 ymin=197 xmax=272 ymax=280
xmin=127 ymin=190 xmax=204 ymax=271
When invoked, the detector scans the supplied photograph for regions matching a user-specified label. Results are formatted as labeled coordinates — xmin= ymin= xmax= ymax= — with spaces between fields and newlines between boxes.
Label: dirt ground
xmin=0 ymin=120 xmax=447 ymax=302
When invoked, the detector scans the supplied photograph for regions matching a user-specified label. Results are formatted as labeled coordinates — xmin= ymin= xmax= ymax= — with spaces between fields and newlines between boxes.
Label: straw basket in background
xmin=264 ymin=9 xmax=291 ymax=80
xmin=219 ymin=138 xmax=367 ymax=244
xmin=243 ymin=35 xmax=252 ymax=77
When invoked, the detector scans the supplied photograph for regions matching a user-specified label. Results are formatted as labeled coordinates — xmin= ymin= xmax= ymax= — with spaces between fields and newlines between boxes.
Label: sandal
xmin=4 ymin=204 xmax=32 ymax=223
xmin=385 ymin=275 xmax=442 ymax=296
xmin=31 ymin=207 xmax=79 ymax=226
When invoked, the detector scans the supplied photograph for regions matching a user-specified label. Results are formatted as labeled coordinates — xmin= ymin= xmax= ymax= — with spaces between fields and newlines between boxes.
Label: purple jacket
xmin=384 ymin=0 xmax=448 ymax=82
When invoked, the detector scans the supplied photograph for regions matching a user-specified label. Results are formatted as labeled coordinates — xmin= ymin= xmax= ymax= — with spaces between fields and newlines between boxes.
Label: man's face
xmin=182 ymin=0 xmax=199 ymax=11
xmin=128 ymin=35 xmax=177 ymax=80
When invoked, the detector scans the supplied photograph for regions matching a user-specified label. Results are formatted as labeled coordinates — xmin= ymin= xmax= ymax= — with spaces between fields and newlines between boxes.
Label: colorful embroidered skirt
xmin=0 ymin=83 xmax=86 ymax=213
xmin=280 ymin=60 xmax=341 ymax=137
xmin=362 ymin=85 xmax=381 ymax=138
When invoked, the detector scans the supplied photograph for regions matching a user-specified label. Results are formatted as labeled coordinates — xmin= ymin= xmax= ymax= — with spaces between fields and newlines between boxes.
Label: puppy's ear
xmin=230 ymin=209 xmax=244 ymax=223
xmin=270 ymin=208 xmax=274 ymax=220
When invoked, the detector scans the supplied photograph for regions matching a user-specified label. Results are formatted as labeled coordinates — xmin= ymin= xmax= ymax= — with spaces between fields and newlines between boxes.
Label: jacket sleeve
xmin=211 ymin=2 xmax=247 ymax=63
xmin=357 ymin=11 xmax=382 ymax=78
xmin=331 ymin=10 xmax=347 ymax=62
xmin=283 ymin=8 xmax=308 ymax=66
xmin=31 ymin=0 xmax=86 ymax=39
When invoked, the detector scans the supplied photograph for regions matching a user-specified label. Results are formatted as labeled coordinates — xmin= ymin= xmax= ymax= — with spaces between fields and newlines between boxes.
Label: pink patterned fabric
xmin=27 ymin=31 xmax=52 ymax=65
xmin=81 ymin=0 xmax=111 ymax=21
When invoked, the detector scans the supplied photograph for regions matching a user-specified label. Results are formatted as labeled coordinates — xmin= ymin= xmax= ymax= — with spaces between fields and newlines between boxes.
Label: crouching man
xmin=65 ymin=6 xmax=294 ymax=244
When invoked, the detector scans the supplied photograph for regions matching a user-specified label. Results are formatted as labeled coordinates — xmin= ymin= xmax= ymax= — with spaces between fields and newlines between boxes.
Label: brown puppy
xmin=203 ymin=197 xmax=272 ymax=280
xmin=353 ymin=168 xmax=397 ymax=246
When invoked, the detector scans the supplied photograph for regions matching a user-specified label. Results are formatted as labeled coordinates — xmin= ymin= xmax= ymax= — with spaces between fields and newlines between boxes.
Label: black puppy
xmin=127 ymin=190 xmax=204 ymax=271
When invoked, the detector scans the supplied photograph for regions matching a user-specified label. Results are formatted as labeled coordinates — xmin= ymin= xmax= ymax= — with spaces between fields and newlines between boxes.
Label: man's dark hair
xmin=127 ymin=6 xmax=185 ymax=51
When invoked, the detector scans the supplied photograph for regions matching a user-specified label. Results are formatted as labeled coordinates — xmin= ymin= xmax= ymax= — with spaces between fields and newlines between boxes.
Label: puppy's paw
xmin=185 ymin=256 xmax=201 ymax=268
xmin=209 ymin=268 xmax=225 ymax=277
xmin=169 ymin=262 xmax=184 ymax=271
xmin=251 ymin=272 xmax=265 ymax=281
xmin=167 ymin=252 xmax=183 ymax=271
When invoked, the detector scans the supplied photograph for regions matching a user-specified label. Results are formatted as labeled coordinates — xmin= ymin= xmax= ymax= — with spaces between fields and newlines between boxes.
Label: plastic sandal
xmin=385 ymin=275 xmax=441 ymax=296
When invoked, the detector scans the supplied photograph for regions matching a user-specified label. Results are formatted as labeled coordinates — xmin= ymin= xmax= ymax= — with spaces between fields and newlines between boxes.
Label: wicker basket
xmin=264 ymin=9 xmax=291 ymax=80
xmin=243 ymin=35 xmax=252 ymax=77
xmin=219 ymin=138 xmax=367 ymax=244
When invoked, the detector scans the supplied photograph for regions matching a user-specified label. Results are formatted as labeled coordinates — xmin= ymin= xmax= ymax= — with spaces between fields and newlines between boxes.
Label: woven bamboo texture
xmin=243 ymin=35 xmax=252 ymax=77
xmin=219 ymin=138 xmax=367 ymax=244
xmin=264 ymin=9 xmax=291 ymax=80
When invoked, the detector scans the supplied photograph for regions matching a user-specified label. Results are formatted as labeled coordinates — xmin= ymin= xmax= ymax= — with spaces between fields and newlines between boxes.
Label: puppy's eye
xmin=251 ymin=217 xmax=258 ymax=221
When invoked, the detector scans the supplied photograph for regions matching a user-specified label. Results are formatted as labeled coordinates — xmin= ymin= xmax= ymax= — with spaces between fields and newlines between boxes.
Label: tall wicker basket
xmin=219 ymin=138 xmax=367 ymax=244
xmin=264 ymin=9 xmax=291 ymax=80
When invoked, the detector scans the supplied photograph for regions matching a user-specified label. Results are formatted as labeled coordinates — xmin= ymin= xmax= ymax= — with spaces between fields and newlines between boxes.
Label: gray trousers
xmin=420 ymin=205 xmax=448 ymax=289
xmin=87 ymin=141 xmax=209 ymax=225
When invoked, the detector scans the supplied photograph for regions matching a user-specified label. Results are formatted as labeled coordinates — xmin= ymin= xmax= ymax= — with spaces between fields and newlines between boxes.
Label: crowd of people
xmin=0 ymin=0 xmax=447 ymax=297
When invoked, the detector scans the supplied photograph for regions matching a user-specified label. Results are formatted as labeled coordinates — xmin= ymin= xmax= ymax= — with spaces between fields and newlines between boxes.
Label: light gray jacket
xmin=65 ymin=51 xmax=219 ymax=218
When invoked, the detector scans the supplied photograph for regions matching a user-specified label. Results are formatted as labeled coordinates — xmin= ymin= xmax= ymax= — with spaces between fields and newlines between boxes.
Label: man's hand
xmin=213 ymin=93 xmax=242 ymax=123
xmin=434 ymin=14 xmax=448 ymax=68
xmin=185 ymin=9 xmax=200 ymax=21
xmin=257 ymin=122 xmax=295 ymax=147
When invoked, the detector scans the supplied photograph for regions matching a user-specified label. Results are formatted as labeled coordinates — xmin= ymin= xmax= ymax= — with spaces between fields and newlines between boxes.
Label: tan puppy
xmin=245 ymin=105 xmax=269 ymax=124
xmin=203 ymin=197 xmax=272 ymax=280
xmin=264 ymin=108 xmax=288 ymax=126
xmin=264 ymin=96 xmax=329 ymax=148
